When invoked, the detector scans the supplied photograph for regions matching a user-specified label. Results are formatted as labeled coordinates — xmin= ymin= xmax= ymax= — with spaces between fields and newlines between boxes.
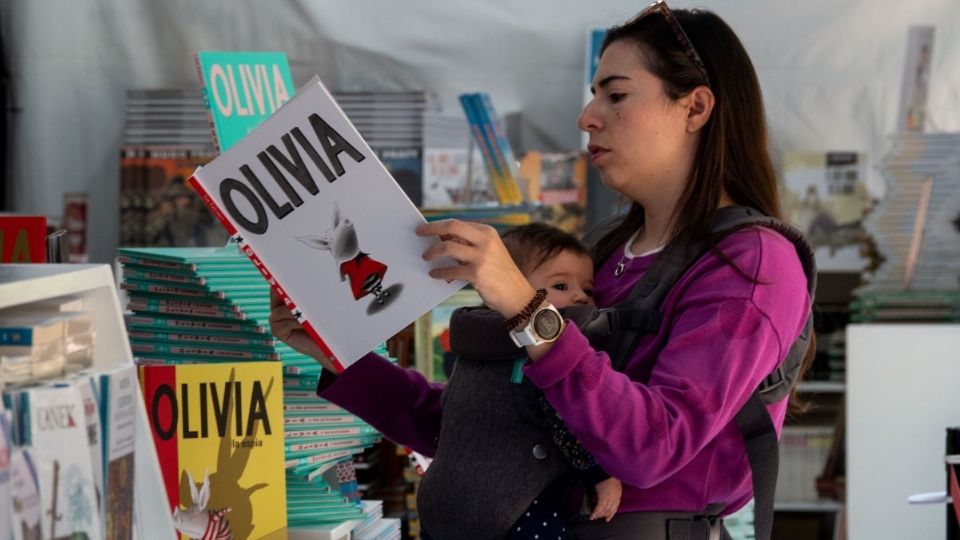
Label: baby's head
xmin=501 ymin=223 xmax=594 ymax=309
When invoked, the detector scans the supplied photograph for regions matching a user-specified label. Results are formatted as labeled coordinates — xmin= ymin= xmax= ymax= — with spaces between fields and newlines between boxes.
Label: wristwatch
xmin=509 ymin=303 xmax=565 ymax=347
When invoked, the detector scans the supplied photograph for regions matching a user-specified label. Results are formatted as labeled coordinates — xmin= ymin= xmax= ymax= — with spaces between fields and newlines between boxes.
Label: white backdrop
xmin=3 ymin=0 xmax=959 ymax=263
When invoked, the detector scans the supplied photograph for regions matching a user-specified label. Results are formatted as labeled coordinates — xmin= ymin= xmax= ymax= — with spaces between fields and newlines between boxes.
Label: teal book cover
xmin=195 ymin=51 xmax=295 ymax=152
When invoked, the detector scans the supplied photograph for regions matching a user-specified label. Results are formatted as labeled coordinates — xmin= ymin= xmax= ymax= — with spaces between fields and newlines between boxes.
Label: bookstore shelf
xmin=0 ymin=264 xmax=177 ymax=537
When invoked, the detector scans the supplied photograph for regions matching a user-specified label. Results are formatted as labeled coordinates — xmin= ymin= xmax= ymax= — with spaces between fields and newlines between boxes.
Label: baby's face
xmin=525 ymin=249 xmax=594 ymax=309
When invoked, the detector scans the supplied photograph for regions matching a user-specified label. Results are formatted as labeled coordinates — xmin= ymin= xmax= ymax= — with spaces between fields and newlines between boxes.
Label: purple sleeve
xmin=317 ymin=352 xmax=444 ymax=457
xmin=523 ymin=229 xmax=810 ymax=488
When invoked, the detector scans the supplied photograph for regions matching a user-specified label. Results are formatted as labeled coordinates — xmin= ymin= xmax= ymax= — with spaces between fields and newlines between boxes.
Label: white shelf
xmin=796 ymin=381 xmax=845 ymax=393
xmin=0 ymin=264 xmax=176 ymax=538
xmin=775 ymin=500 xmax=844 ymax=512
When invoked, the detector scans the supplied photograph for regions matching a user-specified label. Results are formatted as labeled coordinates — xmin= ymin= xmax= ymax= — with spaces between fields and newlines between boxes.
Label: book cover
xmin=414 ymin=288 xmax=482 ymax=382
xmin=195 ymin=51 xmax=295 ymax=153
xmin=75 ymin=378 xmax=104 ymax=528
xmin=17 ymin=385 xmax=102 ymax=539
xmin=188 ymin=76 xmax=462 ymax=371
xmin=10 ymin=447 xmax=41 ymax=540
xmin=139 ymin=362 xmax=286 ymax=539
xmin=140 ymin=147 xmax=225 ymax=248
xmin=782 ymin=151 xmax=872 ymax=272
xmin=0 ymin=216 xmax=47 ymax=264
xmin=376 ymin=147 xmax=423 ymax=207
xmin=96 ymin=365 xmax=137 ymax=540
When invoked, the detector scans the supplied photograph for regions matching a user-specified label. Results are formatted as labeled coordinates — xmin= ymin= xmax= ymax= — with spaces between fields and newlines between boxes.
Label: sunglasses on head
xmin=627 ymin=0 xmax=711 ymax=87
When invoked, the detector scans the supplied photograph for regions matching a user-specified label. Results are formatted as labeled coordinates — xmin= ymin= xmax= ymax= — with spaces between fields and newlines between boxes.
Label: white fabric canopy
xmin=4 ymin=0 xmax=959 ymax=262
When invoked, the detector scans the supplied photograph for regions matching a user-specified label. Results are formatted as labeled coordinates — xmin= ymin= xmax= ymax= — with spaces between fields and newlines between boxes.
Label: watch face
xmin=533 ymin=309 xmax=563 ymax=340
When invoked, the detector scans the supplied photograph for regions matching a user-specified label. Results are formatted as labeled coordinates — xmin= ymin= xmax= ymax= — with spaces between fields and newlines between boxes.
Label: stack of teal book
xmin=117 ymin=245 xmax=386 ymax=527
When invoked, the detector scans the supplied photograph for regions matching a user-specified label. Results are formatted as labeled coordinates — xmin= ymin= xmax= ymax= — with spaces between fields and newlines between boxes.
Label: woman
xmin=271 ymin=2 xmax=813 ymax=539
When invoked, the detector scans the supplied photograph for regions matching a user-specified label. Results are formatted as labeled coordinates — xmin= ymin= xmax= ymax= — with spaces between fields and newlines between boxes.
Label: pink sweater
xmin=318 ymin=226 xmax=811 ymax=515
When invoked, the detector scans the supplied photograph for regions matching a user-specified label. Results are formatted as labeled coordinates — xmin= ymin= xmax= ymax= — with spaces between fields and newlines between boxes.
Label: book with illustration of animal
xmin=139 ymin=362 xmax=286 ymax=540
xmin=12 ymin=384 xmax=102 ymax=539
xmin=188 ymin=75 xmax=463 ymax=372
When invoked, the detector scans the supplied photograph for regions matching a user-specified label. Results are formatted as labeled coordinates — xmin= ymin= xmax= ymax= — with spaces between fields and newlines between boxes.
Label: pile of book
xmin=352 ymin=501 xmax=401 ymax=540
xmin=120 ymin=89 xmax=223 ymax=248
xmin=118 ymin=245 xmax=387 ymax=529
xmin=855 ymin=132 xmax=960 ymax=321
xmin=335 ymin=91 xmax=427 ymax=208
xmin=0 ymin=299 xmax=94 ymax=384
xmin=0 ymin=294 xmax=139 ymax=539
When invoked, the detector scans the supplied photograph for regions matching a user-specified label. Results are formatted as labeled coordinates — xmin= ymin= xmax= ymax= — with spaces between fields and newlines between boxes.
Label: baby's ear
xmin=297 ymin=235 xmax=330 ymax=251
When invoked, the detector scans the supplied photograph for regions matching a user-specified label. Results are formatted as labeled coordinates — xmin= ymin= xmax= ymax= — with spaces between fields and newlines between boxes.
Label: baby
xmin=437 ymin=223 xmax=621 ymax=540
xmin=500 ymin=223 xmax=621 ymax=538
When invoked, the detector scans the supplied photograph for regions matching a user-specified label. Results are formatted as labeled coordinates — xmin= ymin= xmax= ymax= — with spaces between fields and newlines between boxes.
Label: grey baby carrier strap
xmin=581 ymin=205 xmax=817 ymax=540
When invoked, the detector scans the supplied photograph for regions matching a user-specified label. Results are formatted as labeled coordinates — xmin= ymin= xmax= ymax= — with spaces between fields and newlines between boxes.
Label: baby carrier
xmin=565 ymin=205 xmax=817 ymax=540
xmin=433 ymin=206 xmax=815 ymax=540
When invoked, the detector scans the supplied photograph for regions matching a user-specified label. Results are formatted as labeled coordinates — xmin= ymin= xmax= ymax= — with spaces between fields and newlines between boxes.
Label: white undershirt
xmin=622 ymin=228 xmax=665 ymax=260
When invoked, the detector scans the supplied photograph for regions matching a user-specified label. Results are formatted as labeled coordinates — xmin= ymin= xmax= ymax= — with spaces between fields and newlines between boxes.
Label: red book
xmin=0 ymin=215 xmax=47 ymax=263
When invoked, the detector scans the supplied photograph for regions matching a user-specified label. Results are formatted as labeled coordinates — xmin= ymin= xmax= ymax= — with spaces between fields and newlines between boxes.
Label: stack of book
xmin=120 ymin=89 xmax=223 ymax=248
xmin=334 ymin=91 xmax=427 ymax=207
xmin=0 ymin=310 xmax=95 ymax=384
xmin=855 ymin=132 xmax=960 ymax=321
xmin=118 ymin=245 xmax=387 ymax=528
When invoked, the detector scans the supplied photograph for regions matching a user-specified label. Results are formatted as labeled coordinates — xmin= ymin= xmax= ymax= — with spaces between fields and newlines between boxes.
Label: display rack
xmin=0 ymin=264 xmax=176 ymax=538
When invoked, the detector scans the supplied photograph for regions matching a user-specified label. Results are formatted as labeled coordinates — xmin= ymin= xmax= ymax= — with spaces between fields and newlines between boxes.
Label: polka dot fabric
xmin=508 ymin=498 xmax=567 ymax=540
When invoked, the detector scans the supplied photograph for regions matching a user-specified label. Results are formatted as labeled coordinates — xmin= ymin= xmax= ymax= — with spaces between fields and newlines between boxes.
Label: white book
xmin=189 ymin=75 xmax=462 ymax=371
xmin=74 ymin=378 xmax=104 ymax=528
xmin=18 ymin=385 xmax=102 ymax=539
xmin=9 ymin=447 xmax=40 ymax=540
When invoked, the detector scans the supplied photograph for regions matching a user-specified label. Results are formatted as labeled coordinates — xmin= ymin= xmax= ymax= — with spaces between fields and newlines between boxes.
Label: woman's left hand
xmin=417 ymin=219 xmax=536 ymax=319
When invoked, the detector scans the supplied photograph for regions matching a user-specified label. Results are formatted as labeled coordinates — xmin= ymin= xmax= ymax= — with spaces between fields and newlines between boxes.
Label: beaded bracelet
xmin=504 ymin=288 xmax=548 ymax=331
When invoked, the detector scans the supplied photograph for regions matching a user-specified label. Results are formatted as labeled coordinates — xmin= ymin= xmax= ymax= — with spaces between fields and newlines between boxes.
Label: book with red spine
xmin=188 ymin=76 xmax=461 ymax=372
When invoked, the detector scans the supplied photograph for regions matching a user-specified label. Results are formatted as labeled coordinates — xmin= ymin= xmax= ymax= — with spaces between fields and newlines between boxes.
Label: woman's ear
xmin=682 ymin=86 xmax=715 ymax=133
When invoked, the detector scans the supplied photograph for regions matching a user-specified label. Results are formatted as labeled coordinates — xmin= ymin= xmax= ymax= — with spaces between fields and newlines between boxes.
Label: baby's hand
xmin=590 ymin=477 xmax=622 ymax=522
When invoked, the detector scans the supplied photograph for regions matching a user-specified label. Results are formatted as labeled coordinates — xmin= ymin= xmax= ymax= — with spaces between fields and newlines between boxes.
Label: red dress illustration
xmin=339 ymin=252 xmax=388 ymax=300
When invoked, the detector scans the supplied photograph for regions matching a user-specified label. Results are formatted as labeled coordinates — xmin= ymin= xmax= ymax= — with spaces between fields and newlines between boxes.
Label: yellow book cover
xmin=140 ymin=362 xmax=286 ymax=539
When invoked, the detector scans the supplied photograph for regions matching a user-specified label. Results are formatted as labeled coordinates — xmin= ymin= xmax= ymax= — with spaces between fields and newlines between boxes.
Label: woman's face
xmin=578 ymin=39 xmax=693 ymax=203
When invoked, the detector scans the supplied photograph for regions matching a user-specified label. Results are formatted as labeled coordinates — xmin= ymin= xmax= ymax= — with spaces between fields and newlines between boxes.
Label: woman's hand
xmin=417 ymin=219 xmax=536 ymax=319
xmin=590 ymin=477 xmax=622 ymax=522
xmin=269 ymin=289 xmax=337 ymax=373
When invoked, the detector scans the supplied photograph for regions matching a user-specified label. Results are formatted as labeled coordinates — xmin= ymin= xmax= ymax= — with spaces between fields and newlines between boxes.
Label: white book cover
xmin=74 ymin=378 xmax=104 ymax=529
xmin=189 ymin=75 xmax=462 ymax=371
xmin=20 ymin=385 xmax=102 ymax=539
xmin=9 ymin=447 xmax=40 ymax=540
xmin=95 ymin=364 xmax=137 ymax=540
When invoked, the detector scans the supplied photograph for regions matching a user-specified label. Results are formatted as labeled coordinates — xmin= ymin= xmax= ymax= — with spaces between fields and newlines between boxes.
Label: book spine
xmin=188 ymin=175 xmax=345 ymax=373
xmin=125 ymin=315 xmax=262 ymax=333
xmin=0 ymin=328 xmax=35 ymax=346
xmin=475 ymin=93 xmax=523 ymax=204
xmin=195 ymin=53 xmax=222 ymax=154
xmin=123 ymin=268 xmax=203 ymax=285
xmin=117 ymin=255 xmax=193 ymax=271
